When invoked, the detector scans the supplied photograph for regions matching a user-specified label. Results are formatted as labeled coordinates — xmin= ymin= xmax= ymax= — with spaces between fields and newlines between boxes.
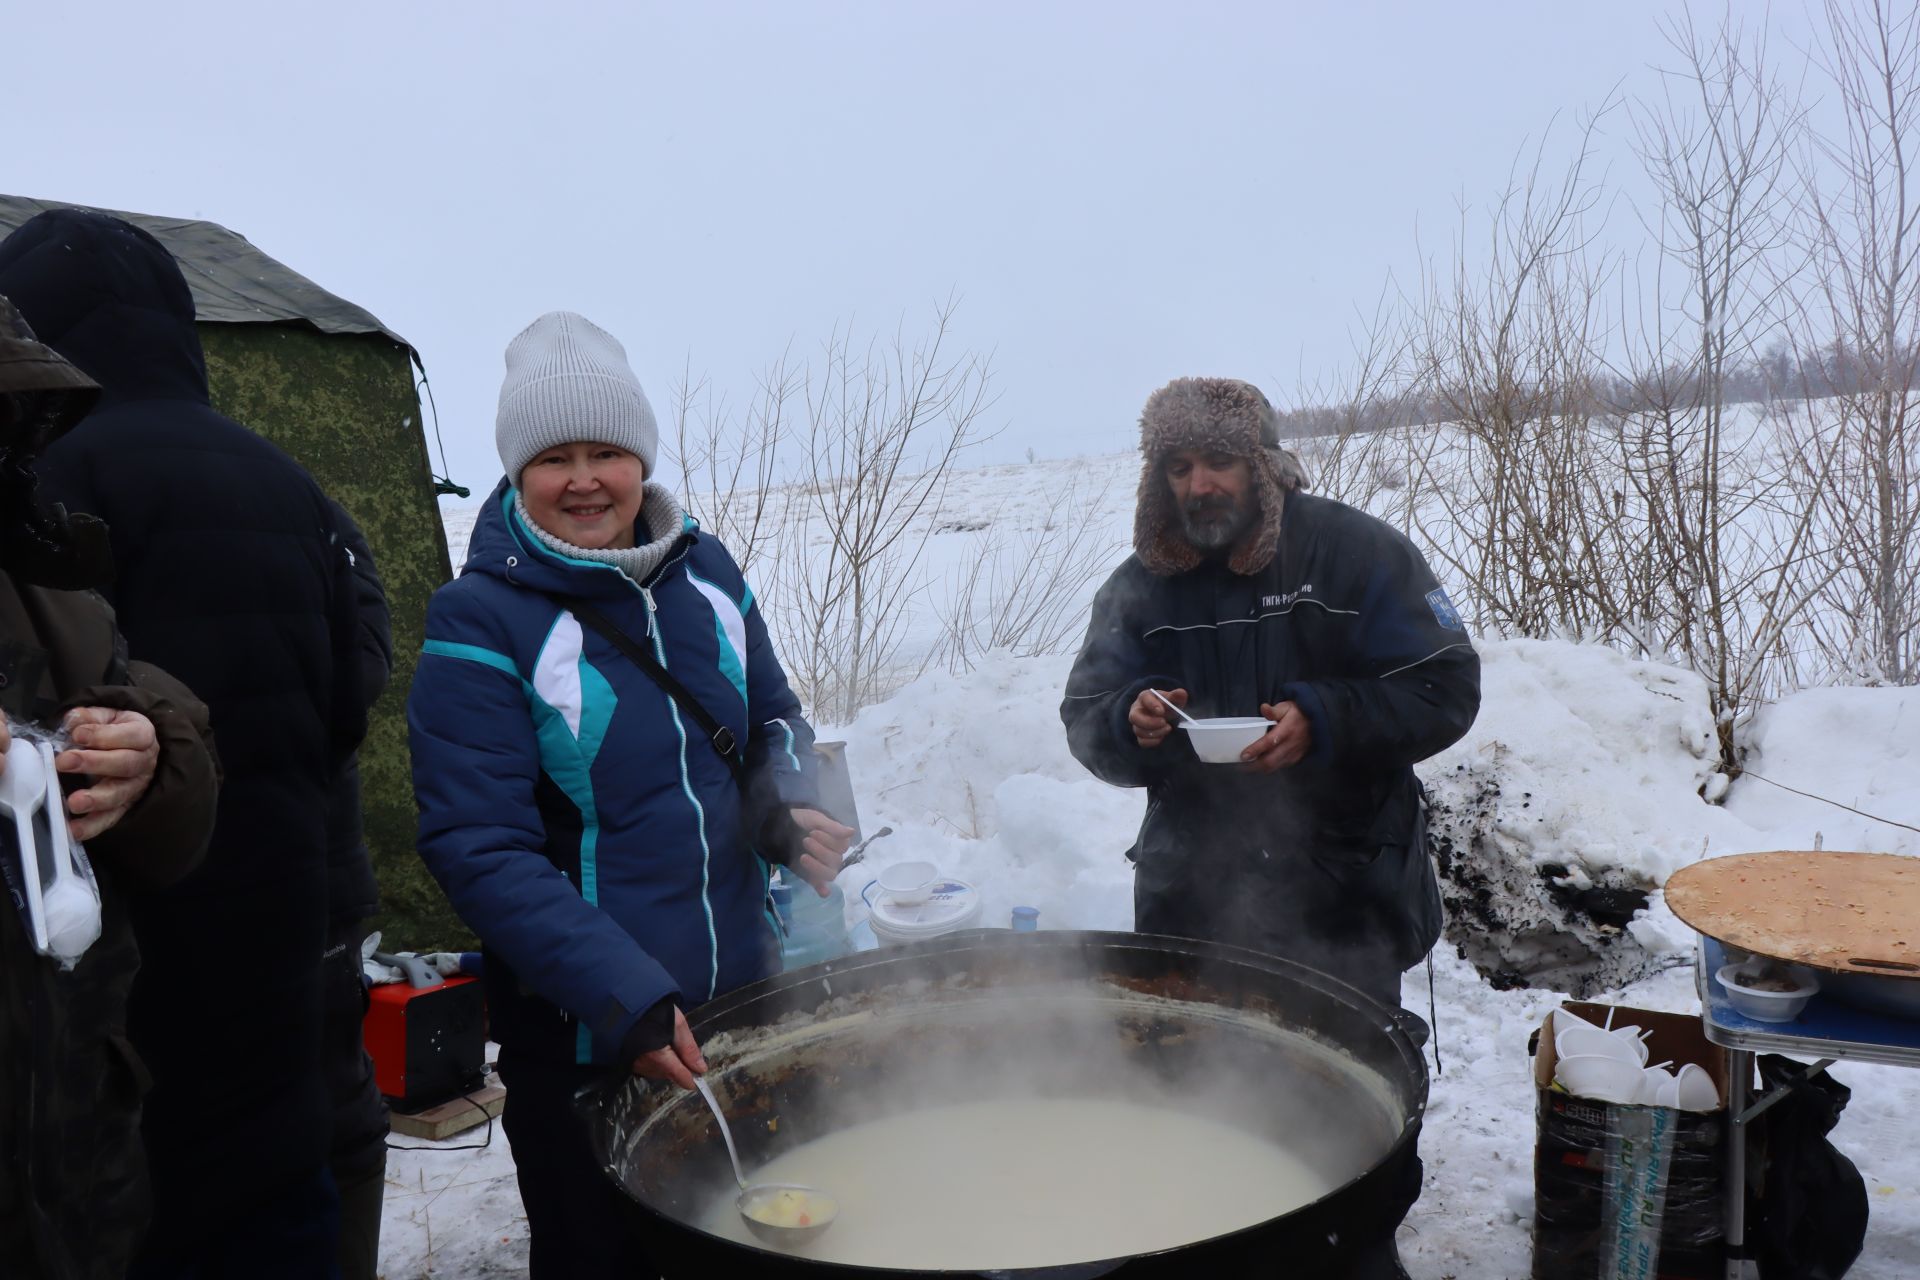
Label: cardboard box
xmin=1534 ymin=1001 xmax=1733 ymax=1104
xmin=1532 ymin=1002 xmax=1741 ymax=1280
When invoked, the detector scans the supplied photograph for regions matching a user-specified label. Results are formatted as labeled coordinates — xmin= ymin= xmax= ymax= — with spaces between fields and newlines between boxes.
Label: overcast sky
xmin=7 ymin=1 xmax=1827 ymax=503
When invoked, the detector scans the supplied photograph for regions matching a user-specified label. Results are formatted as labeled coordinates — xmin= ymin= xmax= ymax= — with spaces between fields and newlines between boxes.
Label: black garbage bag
xmin=1750 ymin=1054 xmax=1868 ymax=1280
xmin=1532 ymin=1088 xmax=1726 ymax=1279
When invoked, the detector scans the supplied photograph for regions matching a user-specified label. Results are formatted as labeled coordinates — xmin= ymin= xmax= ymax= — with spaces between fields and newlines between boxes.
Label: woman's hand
xmin=631 ymin=1006 xmax=707 ymax=1091
xmin=788 ymin=808 xmax=855 ymax=897
xmin=55 ymin=707 xmax=161 ymax=840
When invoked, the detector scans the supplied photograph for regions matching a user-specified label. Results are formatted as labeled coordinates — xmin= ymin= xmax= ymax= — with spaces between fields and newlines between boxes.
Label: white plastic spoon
xmin=0 ymin=738 xmax=50 ymax=952
xmin=1146 ymin=687 xmax=1200 ymax=727
xmin=36 ymin=739 xmax=100 ymax=962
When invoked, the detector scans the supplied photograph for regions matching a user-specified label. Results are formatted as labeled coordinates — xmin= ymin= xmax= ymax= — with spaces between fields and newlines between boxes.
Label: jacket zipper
xmin=632 ymin=568 xmax=722 ymax=998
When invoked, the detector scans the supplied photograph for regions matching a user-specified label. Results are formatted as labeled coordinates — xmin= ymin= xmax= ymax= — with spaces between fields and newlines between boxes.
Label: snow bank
xmin=1423 ymin=640 xmax=1751 ymax=993
xmin=1728 ymin=686 xmax=1920 ymax=858
xmin=829 ymin=651 xmax=1138 ymax=934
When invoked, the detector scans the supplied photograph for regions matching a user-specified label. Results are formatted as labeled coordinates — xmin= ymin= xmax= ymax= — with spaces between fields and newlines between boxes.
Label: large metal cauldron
xmin=584 ymin=930 xmax=1427 ymax=1278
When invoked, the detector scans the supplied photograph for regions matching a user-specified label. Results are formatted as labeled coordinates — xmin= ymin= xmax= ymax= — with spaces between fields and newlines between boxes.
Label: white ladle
xmin=1146 ymin=687 xmax=1199 ymax=726
xmin=36 ymin=740 xmax=101 ymax=961
xmin=692 ymin=1075 xmax=837 ymax=1246
xmin=0 ymin=737 xmax=50 ymax=952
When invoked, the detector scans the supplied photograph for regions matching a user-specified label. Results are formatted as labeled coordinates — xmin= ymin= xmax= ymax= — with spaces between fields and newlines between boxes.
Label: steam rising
xmin=593 ymin=935 xmax=1422 ymax=1271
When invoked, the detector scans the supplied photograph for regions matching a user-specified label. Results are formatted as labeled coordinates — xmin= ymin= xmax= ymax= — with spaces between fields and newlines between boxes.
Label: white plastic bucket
xmin=864 ymin=876 xmax=983 ymax=946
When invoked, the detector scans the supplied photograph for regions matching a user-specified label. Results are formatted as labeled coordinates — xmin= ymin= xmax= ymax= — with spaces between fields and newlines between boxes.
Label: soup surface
xmin=694 ymin=1096 xmax=1329 ymax=1269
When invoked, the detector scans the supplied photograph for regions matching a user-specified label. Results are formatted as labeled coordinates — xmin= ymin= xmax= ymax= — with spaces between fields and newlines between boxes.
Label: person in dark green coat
xmin=0 ymin=294 xmax=221 ymax=1280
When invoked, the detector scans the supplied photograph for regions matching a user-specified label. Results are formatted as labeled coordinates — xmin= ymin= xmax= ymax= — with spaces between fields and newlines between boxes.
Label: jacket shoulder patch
xmin=1425 ymin=587 xmax=1465 ymax=631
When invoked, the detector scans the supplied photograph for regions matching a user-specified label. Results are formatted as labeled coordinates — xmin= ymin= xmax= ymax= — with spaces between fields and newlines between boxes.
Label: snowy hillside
xmin=401 ymin=451 xmax=1920 ymax=1279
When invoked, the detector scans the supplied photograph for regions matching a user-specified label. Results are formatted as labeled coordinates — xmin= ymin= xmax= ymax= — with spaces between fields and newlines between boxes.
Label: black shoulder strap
xmin=548 ymin=593 xmax=744 ymax=785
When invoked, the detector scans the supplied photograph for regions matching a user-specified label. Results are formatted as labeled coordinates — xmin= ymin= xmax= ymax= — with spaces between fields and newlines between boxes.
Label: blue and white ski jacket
xmin=408 ymin=480 xmax=820 ymax=1065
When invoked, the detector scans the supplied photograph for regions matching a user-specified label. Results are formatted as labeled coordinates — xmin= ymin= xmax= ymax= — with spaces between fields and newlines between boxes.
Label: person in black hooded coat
xmin=319 ymin=498 xmax=392 ymax=1280
xmin=0 ymin=208 xmax=367 ymax=1278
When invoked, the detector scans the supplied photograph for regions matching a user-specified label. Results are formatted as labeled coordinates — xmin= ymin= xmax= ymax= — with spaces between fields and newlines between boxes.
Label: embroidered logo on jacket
xmin=1260 ymin=584 xmax=1315 ymax=610
xmin=1426 ymin=587 xmax=1465 ymax=631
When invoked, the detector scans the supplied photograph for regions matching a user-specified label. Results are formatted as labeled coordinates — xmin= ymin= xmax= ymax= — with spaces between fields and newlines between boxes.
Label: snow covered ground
xmin=398 ymin=463 xmax=1920 ymax=1279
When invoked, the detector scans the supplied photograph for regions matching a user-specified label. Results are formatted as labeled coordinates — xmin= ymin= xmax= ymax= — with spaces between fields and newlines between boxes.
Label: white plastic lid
xmin=868 ymin=878 xmax=982 ymax=937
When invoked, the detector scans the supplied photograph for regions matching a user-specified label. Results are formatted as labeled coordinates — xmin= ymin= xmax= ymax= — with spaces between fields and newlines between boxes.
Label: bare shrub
xmin=1607 ymin=9 xmax=1840 ymax=770
xmin=771 ymin=299 xmax=997 ymax=723
xmin=1792 ymin=0 xmax=1920 ymax=684
xmin=932 ymin=466 xmax=1124 ymax=673
xmin=667 ymin=352 xmax=795 ymax=576
xmin=1403 ymin=107 xmax=1629 ymax=645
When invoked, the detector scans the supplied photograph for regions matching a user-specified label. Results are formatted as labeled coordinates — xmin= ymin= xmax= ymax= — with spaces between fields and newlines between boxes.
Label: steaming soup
xmin=695 ymin=1096 xmax=1330 ymax=1269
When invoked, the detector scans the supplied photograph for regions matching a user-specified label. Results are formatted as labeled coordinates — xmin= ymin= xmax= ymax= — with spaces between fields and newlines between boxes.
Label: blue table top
xmin=1696 ymin=937 xmax=1920 ymax=1065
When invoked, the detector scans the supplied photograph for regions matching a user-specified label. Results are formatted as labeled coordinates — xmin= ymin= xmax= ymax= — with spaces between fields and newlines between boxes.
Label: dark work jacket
xmin=1061 ymin=492 xmax=1480 ymax=984
xmin=0 ymin=209 xmax=366 ymax=1249
xmin=321 ymin=500 xmax=391 ymax=1179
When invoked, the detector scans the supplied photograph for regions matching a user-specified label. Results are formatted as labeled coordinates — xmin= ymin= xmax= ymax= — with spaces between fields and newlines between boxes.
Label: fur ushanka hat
xmin=1133 ymin=377 xmax=1308 ymax=576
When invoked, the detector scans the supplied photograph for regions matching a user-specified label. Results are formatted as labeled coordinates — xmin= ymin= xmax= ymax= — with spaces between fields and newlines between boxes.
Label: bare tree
xmin=1614 ymin=8 xmax=1831 ymax=771
xmin=1285 ymin=281 xmax=1429 ymax=534
xmin=932 ymin=466 xmax=1124 ymax=672
xmin=1795 ymin=0 xmax=1920 ymax=684
xmin=1405 ymin=108 xmax=1628 ymax=643
xmin=666 ymin=351 xmax=796 ymax=576
xmin=772 ymin=299 xmax=997 ymax=722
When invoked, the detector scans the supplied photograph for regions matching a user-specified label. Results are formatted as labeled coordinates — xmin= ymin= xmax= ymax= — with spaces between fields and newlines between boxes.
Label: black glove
xmin=756 ymin=808 xmax=811 ymax=868
xmin=616 ymin=995 xmax=679 ymax=1064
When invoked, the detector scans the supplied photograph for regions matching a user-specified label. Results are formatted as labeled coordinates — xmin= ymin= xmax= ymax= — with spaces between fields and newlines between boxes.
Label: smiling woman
xmin=408 ymin=309 xmax=855 ymax=1279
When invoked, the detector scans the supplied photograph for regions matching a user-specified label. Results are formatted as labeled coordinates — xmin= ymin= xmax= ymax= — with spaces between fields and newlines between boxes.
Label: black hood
xmin=0 ymin=208 xmax=209 ymax=407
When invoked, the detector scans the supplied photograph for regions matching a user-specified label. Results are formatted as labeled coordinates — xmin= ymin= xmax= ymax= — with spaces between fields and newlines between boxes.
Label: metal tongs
xmin=837 ymin=826 xmax=893 ymax=875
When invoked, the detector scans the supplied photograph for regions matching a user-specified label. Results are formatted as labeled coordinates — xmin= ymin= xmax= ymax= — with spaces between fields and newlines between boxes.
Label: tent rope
xmin=414 ymin=361 xmax=469 ymax=498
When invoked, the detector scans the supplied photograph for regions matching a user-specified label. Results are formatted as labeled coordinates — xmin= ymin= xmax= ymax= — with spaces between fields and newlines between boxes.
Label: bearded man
xmin=1060 ymin=377 xmax=1481 ymax=1276
xmin=1063 ymin=374 xmax=1479 ymax=1001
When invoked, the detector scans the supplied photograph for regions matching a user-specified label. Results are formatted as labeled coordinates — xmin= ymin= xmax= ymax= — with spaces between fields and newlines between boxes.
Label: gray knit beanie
xmin=495 ymin=311 xmax=659 ymax=482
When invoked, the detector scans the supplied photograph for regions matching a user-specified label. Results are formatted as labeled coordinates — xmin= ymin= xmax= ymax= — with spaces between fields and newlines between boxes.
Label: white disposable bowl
xmin=1674 ymin=1063 xmax=1719 ymax=1112
xmin=1637 ymin=1066 xmax=1676 ymax=1105
xmin=1555 ymin=1053 xmax=1644 ymax=1104
xmin=1551 ymin=1007 xmax=1605 ymax=1033
xmin=878 ymin=860 xmax=939 ymax=907
xmin=1178 ymin=717 xmax=1273 ymax=764
xmin=1556 ymin=1025 xmax=1648 ymax=1066
xmin=1717 ymin=964 xmax=1819 ymax=1023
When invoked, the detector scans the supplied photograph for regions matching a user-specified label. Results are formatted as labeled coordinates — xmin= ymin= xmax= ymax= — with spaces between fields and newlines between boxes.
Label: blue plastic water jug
xmin=779 ymin=873 xmax=850 ymax=970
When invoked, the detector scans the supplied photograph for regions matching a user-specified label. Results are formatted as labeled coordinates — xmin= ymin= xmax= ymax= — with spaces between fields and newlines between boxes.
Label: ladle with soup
xmin=693 ymin=1076 xmax=838 ymax=1245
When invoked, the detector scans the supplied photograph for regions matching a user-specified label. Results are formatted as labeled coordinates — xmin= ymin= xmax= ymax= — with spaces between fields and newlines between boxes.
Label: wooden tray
xmin=1665 ymin=851 xmax=1920 ymax=978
